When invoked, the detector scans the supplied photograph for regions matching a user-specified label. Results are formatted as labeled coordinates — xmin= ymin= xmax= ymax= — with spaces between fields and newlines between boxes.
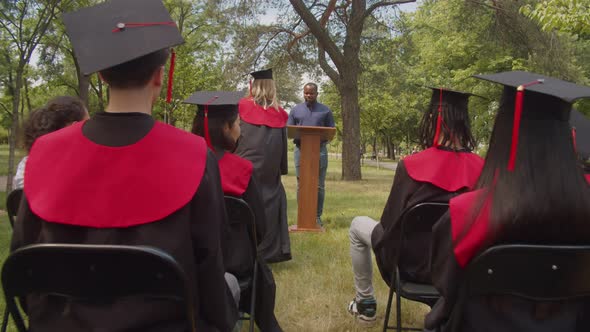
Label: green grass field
xmin=0 ymin=154 xmax=429 ymax=331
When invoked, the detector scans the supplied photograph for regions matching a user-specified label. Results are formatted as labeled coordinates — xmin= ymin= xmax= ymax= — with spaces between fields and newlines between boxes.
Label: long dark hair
xmin=418 ymin=92 xmax=476 ymax=150
xmin=469 ymin=87 xmax=590 ymax=246
xmin=24 ymin=96 xmax=88 ymax=152
xmin=191 ymin=111 xmax=239 ymax=152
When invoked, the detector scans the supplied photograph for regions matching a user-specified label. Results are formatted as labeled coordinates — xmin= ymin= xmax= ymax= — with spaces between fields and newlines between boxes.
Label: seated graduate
xmin=14 ymin=96 xmax=89 ymax=189
xmin=186 ymin=91 xmax=283 ymax=332
xmin=347 ymin=87 xmax=484 ymax=322
xmin=425 ymin=71 xmax=590 ymax=332
xmin=11 ymin=1 xmax=238 ymax=331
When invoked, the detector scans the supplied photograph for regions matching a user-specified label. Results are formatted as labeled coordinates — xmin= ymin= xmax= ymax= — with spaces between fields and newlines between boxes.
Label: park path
xmin=363 ymin=159 xmax=398 ymax=171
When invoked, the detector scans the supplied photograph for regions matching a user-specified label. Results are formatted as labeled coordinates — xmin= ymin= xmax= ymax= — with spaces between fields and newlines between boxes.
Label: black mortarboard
xmin=474 ymin=71 xmax=590 ymax=103
xmin=571 ymin=109 xmax=590 ymax=160
xmin=250 ymin=68 xmax=273 ymax=80
xmin=62 ymin=0 xmax=184 ymax=76
xmin=474 ymin=71 xmax=590 ymax=170
xmin=183 ymin=91 xmax=243 ymax=149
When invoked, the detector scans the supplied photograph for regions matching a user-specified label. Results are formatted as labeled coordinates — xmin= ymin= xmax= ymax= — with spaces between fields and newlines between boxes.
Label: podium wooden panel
xmin=287 ymin=125 xmax=336 ymax=232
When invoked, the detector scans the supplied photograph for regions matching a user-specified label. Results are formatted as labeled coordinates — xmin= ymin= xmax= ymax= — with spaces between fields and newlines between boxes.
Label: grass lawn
xmin=0 ymin=154 xmax=430 ymax=332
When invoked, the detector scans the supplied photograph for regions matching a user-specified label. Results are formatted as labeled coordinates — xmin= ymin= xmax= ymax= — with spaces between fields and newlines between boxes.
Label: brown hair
xmin=24 ymin=96 xmax=88 ymax=152
xmin=99 ymin=49 xmax=170 ymax=89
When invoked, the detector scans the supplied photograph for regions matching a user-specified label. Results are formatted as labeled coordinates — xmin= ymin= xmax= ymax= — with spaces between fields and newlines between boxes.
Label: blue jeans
xmin=294 ymin=143 xmax=328 ymax=218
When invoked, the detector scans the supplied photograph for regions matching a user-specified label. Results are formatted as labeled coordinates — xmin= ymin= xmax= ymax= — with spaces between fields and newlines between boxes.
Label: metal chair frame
xmin=383 ymin=202 xmax=449 ymax=332
xmin=224 ymin=195 xmax=259 ymax=332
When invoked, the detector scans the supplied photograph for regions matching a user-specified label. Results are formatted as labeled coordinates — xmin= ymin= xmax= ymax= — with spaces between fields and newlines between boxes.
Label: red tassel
xmin=433 ymin=88 xmax=443 ymax=146
xmin=508 ymin=88 xmax=524 ymax=171
xmin=572 ymin=127 xmax=577 ymax=152
xmin=166 ymin=49 xmax=176 ymax=104
xmin=507 ymin=79 xmax=544 ymax=171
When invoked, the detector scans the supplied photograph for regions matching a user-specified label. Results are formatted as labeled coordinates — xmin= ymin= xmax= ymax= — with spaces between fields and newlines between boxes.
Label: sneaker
xmin=347 ymin=298 xmax=377 ymax=322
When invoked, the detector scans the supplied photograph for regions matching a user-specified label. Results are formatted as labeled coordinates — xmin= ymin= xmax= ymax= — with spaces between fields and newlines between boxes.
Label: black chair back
xmin=465 ymin=244 xmax=590 ymax=300
xmin=6 ymin=189 xmax=23 ymax=228
xmin=398 ymin=202 xmax=449 ymax=277
xmin=1 ymin=244 xmax=196 ymax=332
xmin=448 ymin=244 xmax=590 ymax=332
xmin=224 ymin=196 xmax=259 ymax=331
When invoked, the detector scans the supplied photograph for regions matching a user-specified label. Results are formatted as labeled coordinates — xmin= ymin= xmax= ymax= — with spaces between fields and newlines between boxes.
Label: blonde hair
xmin=249 ymin=79 xmax=280 ymax=110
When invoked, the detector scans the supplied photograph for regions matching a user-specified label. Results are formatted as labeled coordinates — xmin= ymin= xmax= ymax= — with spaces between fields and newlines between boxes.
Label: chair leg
xmin=1 ymin=308 xmax=8 ymax=332
xmin=395 ymin=273 xmax=402 ymax=332
xmin=249 ymin=261 xmax=258 ymax=332
xmin=383 ymin=275 xmax=396 ymax=331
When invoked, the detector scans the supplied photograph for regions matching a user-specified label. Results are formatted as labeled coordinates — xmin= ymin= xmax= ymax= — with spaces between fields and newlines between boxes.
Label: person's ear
xmin=152 ymin=66 xmax=165 ymax=88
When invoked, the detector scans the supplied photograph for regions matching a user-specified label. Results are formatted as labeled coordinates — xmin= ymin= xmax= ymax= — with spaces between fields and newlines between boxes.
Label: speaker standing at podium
xmin=287 ymin=83 xmax=336 ymax=226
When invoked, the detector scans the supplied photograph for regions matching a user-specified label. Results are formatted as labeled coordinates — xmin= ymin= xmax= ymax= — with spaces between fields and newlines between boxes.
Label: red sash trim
xmin=25 ymin=121 xmax=207 ymax=228
xmin=450 ymin=189 xmax=491 ymax=268
xmin=218 ymin=153 xmax=253 ymax=196
xmin=238 ymin=98 xmax=288 ymax=128
xmin=585 ymin=174 xmax=590 ymax=184
xmin=404 ymin=147 xmax=484 ymax=192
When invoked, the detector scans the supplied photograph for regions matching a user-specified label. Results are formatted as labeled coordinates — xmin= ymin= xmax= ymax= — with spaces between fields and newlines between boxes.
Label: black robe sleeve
xmin=280 ymin=128 xmax=288 ymax=175
xmin=241 ymin=175 xmax=267 ymax=245
xmin=371 ymin=161 xmax=420 ymax=284
xmin=192 ymin=150 xmax=239 ymax=331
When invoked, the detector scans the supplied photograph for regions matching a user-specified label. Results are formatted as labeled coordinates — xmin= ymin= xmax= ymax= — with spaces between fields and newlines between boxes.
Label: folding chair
xmin=383 ymin=202 xmax=449 ymax=332
xmin=6 ymin=188 xmax=23 ymax=228
xmin=1 ymin=244 xmax=196 ymax=332
xmin=446 ymin=244 xmax=590 ymax=332
xmin=224 ymin=196 xmax=258 ymax=332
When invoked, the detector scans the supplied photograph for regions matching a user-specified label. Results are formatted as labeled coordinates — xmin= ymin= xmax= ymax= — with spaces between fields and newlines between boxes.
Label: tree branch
xmin=364 ymin=0 xmax=416 ymax=19
xmin=318 ymin=44 xmax=340 ymax=85
xmin=289 ymin=0 xmax=345 ymax=69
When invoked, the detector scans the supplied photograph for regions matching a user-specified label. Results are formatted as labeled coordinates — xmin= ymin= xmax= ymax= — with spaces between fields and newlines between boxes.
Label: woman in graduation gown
xmin=425 ymin=71 xmax=590 ymax=332
xmin=189 ymin=91 xmax=282 ymax=332
xmin=234 ymin=69 xmax=291 ymax=263
xmin=347 ymin=88 xmax=484 ymax=322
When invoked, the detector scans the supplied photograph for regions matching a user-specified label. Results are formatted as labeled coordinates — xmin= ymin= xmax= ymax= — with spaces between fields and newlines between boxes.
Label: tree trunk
xmin=340 ymin=81 xmax=361 ymax=180
xmin=6 ymin=71 xmax=22 ymax=192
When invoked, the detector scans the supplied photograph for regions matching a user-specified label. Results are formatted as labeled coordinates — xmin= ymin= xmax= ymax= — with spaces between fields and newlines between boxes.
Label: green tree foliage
xmin=522 ymin=0 xmax=590 ymax=36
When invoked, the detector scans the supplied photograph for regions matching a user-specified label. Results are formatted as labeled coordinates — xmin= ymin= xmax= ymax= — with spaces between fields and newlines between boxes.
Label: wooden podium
xmin=287 ymin=125 xmax=336 ymax=232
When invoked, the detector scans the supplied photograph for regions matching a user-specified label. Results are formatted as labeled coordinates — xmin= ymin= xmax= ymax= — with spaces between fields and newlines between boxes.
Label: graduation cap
xmin=62 ymin=0 xmax=184 ymax=102
xmin=571 ymin=109 xmax=590 ymax=160
xmin=426 ymin=87 xmax=478 ymax=147
xmin=250 ymin=68 xmax=273 ymax=80
xmin=474 ymin=71 xmax=590 ymax=170
xmin=183 ymin=91 xmax=243 ymax=149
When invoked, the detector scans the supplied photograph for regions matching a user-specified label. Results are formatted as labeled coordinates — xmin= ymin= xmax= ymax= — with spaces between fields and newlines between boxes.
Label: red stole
xmin=238 ymin=98 xmax=288 ymax=128
xmin=404 ymin=147 xmax=484 ymax=192
xmin=449 ymin=189 xmax=491 ymax=268
xmin=25 ymin=121 xmax=207 ymax=228
xmin=218 ymin=152 xmax=253 ymax=196
xmin=586 ymin=174 xmax=590 ymax=184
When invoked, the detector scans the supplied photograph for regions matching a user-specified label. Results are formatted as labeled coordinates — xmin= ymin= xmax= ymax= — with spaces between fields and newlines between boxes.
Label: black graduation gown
xmin=216 ymin=152 xmax=282 ymax=332
xmin=12 ymin=112 xmax=238 ymax=332
xmin=425 ymin=196 xmax=590 ymax=332
xmin=234 ymin=107 xmax=291 ymax=263
xmin=371 ymin=148 xmax=483 ymax=285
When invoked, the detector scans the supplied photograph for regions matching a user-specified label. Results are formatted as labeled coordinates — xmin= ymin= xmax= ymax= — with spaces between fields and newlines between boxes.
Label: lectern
xmin=287 ymin=125 xmax=336 ymax=232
